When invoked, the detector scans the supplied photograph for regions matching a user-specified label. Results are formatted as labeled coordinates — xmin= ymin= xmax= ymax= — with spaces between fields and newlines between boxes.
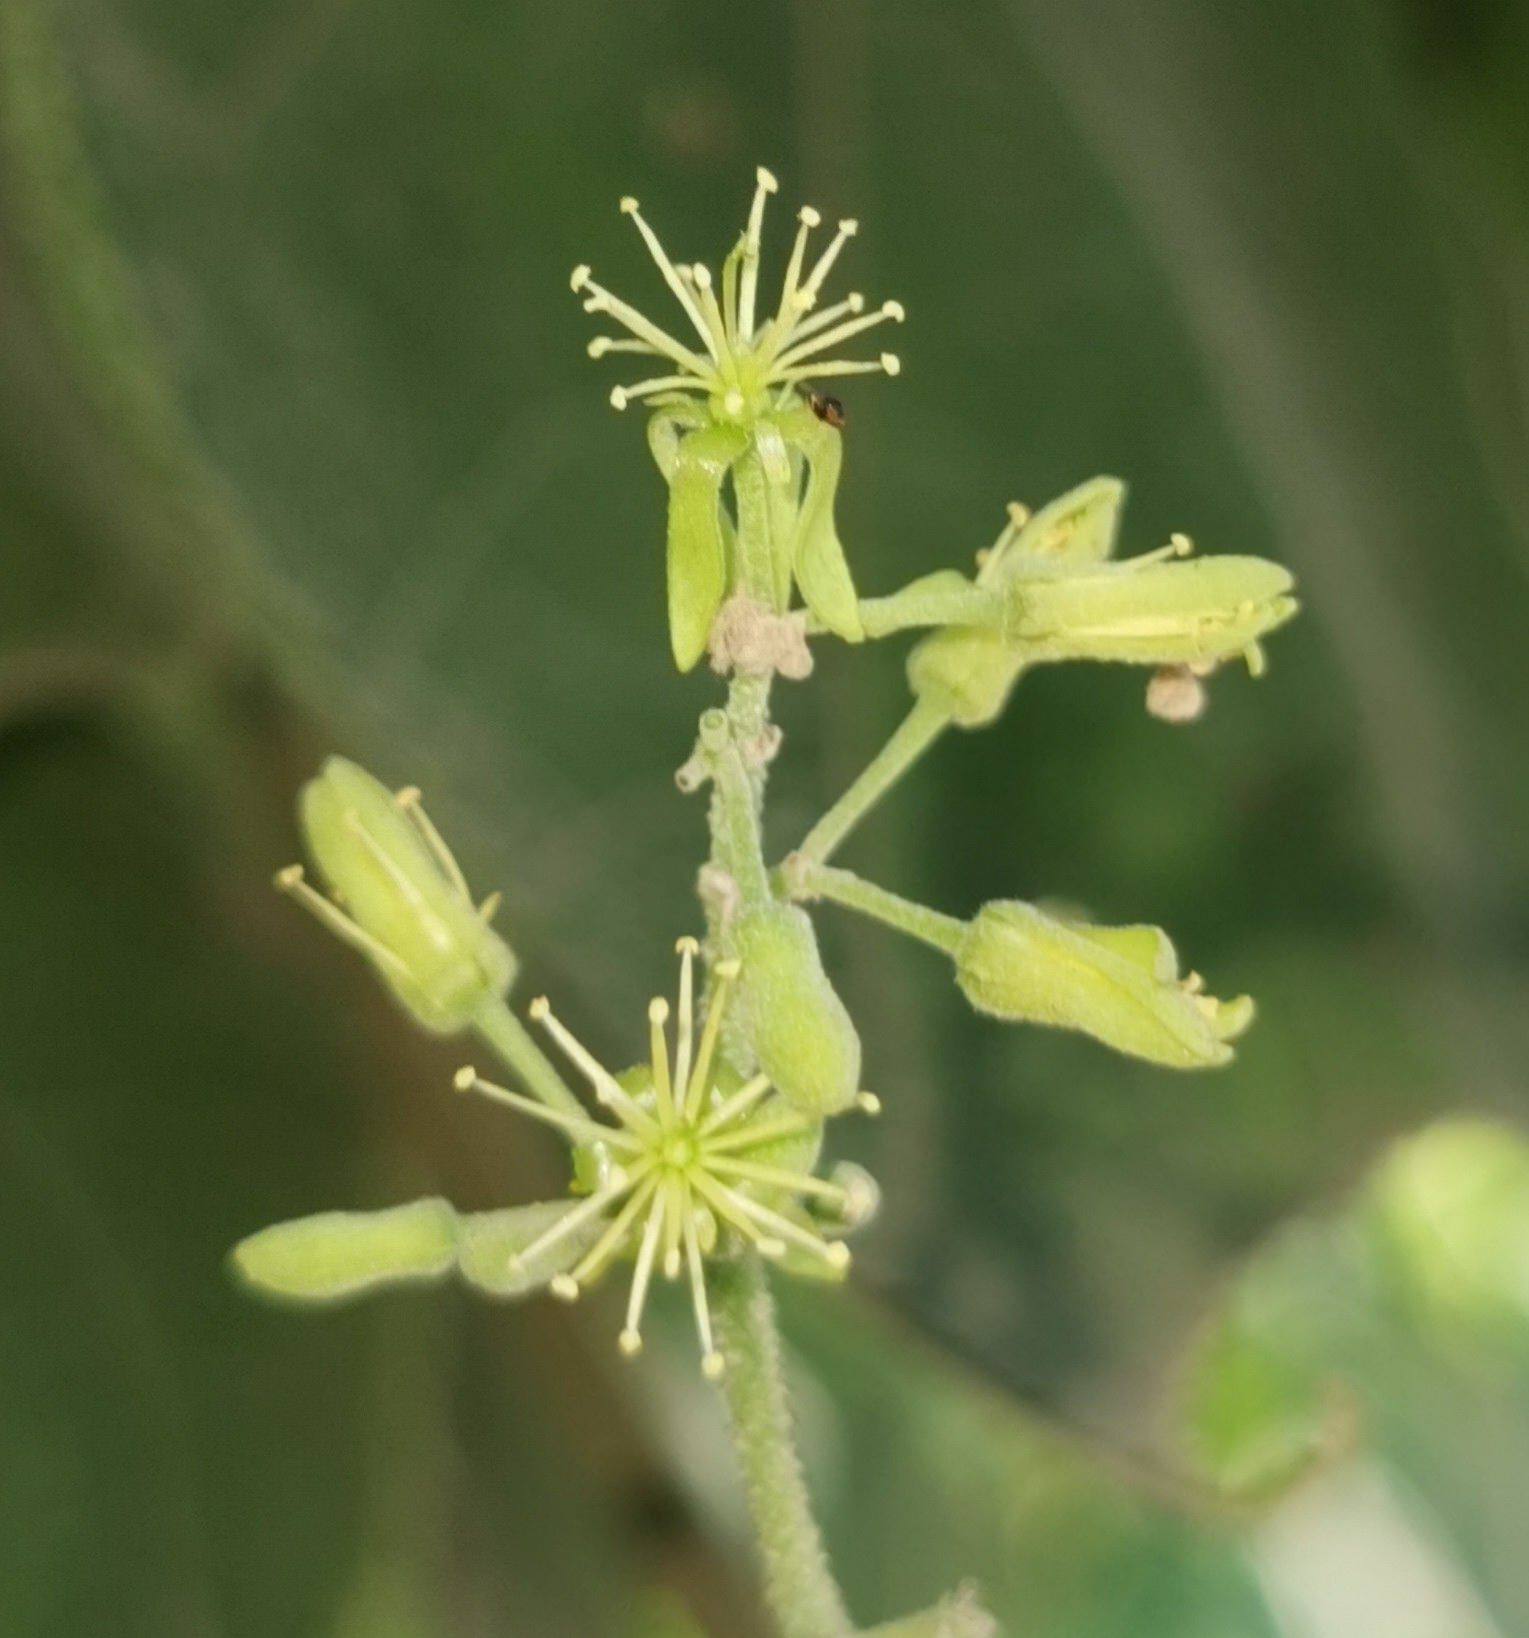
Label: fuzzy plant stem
xmin=697 ymin=437 xmax=855 ymax=1638
xmin=795 ymin=700 xmax=949 ymax=867
xmin=711 ymin=1254 xmax=854 ymax=1638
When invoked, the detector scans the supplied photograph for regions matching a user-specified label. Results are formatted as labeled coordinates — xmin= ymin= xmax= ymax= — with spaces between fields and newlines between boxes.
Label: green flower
xmin=954 ymin=899 xmax=1254 ymax=1068
xmin=233 ymin=940 xmax=878 ymax=1376
xmin=574 ymin=168 xmax=904 ymax=668
xmin=276 ymin=758 xmax=514 ymax=1034
xmin=908 ymin=478 xmax=1297 ymax=727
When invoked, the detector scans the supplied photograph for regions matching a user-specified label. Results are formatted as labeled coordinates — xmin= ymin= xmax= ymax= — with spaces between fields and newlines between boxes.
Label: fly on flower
xmin=234 ymin=939 xmax=879 ymax=1378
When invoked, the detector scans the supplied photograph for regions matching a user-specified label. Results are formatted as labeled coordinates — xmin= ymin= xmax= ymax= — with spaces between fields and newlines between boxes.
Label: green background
xmin=4 ymin=0 xmax=1529 ymax=1632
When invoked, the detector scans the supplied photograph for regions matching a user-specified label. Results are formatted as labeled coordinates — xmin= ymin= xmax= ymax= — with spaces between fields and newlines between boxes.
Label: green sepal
xmin=734 ymin=901 xmax=862 ymax=1115
xmin=999 ymin=475 xmax=1126 ymax=571
xmin=954 ymin=899 xmax=1253 ymax=1069
xmin=661 ymin=421 xmax=749 ymax=670
xmin=231 ymin=1196 xmax=603 ymax=1304
xmin=773 ymin=405 xmax=863 ymax=641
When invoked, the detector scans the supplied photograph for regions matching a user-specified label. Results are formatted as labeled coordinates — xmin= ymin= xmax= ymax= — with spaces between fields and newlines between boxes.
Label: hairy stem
xmin=796 ymin=700 xmax=949 ymax=867
xmin=711 ymin=1256 xmax=854 ymax=1638
xmin=788 ymin=862 xmax=964 ymax=955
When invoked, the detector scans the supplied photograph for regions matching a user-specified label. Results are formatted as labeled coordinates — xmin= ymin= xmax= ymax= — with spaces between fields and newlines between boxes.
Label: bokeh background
xmin=5 ymin=0 xmax=1529 ymax=1633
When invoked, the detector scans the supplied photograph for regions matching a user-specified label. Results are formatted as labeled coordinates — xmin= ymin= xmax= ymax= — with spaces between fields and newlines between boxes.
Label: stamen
xmin=587 ymin=336 xmax=660 ymax=357
xmin=782 ymin=292 xmax=866 ymax=347
xmin=707 ymin=1153 xmax=850 ymax=1207
xmin=619 ymin=197 xmax=718 ymax=360
xmin=274 ymin=866 xmax=412 ymax=979
xmin=1170 ymin=531 xmax=1195 ymax=556
xmin=694 ymin=1172 xmax=839 ymax=1271
xmin=394 ymin=785 xmax=470 ymax=898
xmin=856 ymin=1091 xmax=882 ymax=1116
xmin=344 ymin=811 xmax=432 ymax=913
xmin=775 ymin=352 xmax=899 ymax=384
xmin=477 ymin=890 xmax=502 ymax=924
xmin=648 ymin=997 xmax=675 ymax=1125
xmin=573 ymin=271 xmax=716 ymax=378
xmin=684 ymin=263 xmax=734 ymax=366
xmin=702 ymin=1110 xmax=820 ymax=1155
xmin=618 ymin=1189 xmax=669 ymax=1356
xmin=662 ymin=1176 xmax=685 ymax=1279
xmin=453 ymin=1066 xmax=642 ymax=1151
xmin=683 ymin=1195 xmax=725 ymax=1378
xmin=774 ymin=207 xmax=821 ymax=325
xmin=706 ymin=1179 xmax=852 ymax=1271
xmin=738 ymin=165 xmax=778 ymax=341
xmin=795 ymin=218 xmax=858 ymax=312
xmin=566 ymin=1173 xmax=659 ymax=1289
xmin=685 ymin=957 xmax=741 ymax=1120
xmin=528 ymin=998 xmax=660 ymax=1137
xmin=508 ymin=1167 xmax=645 ymax=1276
xmin=772 ymin=301 xmax=905 ymax=372
xmin=610 ymin=376 xmax=703 ymax=411
xmin=688 ymin=1171 xmax=790 ymax=1259
xmin=673 ymin=937 xmax=699 ymax=1103
xmin=698 ymin=1072 xmax=773 ymax=1136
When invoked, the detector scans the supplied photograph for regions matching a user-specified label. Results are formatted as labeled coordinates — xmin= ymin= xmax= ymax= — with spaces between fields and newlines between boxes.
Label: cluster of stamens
xmin=455 ymin=938 xmax=878 ymax=1377
xmin=571 ymin=166 xmax=904 ymax=419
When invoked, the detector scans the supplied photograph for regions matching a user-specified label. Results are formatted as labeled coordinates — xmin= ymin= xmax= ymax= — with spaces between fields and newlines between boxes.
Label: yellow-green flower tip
xmin=288 ymin=757 xmax=515 ymax=1034
xmin=954 ymin=899 xmax=1251 ymax=1069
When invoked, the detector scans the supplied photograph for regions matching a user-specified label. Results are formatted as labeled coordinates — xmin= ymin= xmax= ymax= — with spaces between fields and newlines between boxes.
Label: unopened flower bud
xmin=278 ymin=758 xmax=516 ymax=1034
xmin=733 ymin=903 xmax=862 ymax=1114
xmin=954 ymin=899 xmax=1253 ymax=1069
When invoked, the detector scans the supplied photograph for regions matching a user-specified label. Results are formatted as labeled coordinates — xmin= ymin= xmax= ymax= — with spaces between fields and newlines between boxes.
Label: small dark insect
xmin=806 ymin=390 xmax=846 ymax=429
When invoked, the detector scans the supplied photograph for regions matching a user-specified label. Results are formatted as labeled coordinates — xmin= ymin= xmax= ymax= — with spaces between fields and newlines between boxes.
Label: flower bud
xmin=954 ymin=899 xmax=1253 ymax=1068
xmin=1005 ymin=554 xmax=1296 ymax=666
xmin=733 ymin=903 xmax=862 ymax=1114
xmin=279 ymin=757 xmax=516 ymax=1034
xmin=907 ymin=478 xmax=1125 ymax=726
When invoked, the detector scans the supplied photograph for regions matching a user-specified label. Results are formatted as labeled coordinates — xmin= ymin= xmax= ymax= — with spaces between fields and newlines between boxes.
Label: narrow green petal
xmin=232 ymin=1198 xmax=457 ymax=1303
xmin=775 ymin=405 xmax=863 ymax=641
xmin=456 ymin=1200 xmax=608 ymax=1296
xmin=665 ymin=422 xmax=749 ymax=670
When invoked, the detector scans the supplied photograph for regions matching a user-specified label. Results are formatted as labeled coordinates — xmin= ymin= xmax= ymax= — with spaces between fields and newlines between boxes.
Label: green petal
xmin=775 ymin=405 xmax=863 ymax=641
xmin=663 ymin=422 xmax=748 ymax=671
xmin=232 ymin=1198 xmax=457 ymax=1302
xmin=998 ymin=475 xmax=1126 ymax=573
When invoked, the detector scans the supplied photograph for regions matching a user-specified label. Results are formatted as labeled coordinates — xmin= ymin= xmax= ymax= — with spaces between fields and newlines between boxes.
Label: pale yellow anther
xmin=826 ymin=1242 xmax=852 ymax=1272
xmin=755 ymin=165 xmax=778 ymax=193
xmin=648 ymin=997 xmax=670 ymax=1024
xmin=587 ymin=337 xmax=613 ymax=357
xmin=839 ymin=218 xmax=859 ymax=236
xmin=715 ymin=958 xmax=742 ymax=980
xmin=452 ymin=1065 xmax=476 ymax=1092
xmin=1007 ymin=501 xmax=1031 ymax=527
xmin=550 ymin=1274 xmax=579 ymax=1302
xmin=619 ymin=196 xmax=639 ymax=214
xmin=393 ymin=784 xmax=422 ymax=807
xmin=690 ymin=263 xmax=713 ymax=290
xmin=676 ymin=936 xmax=701 ymax=957
xmin=883 ymin=300 xmax=906 ymax=322
xmin=856 ymin=1091 xmax=882 ymax=1116
xmin=274 ymin=864 xmax=304 ymax=890
xmin=528 ymin=996 xmax=550 ymax=1021
xmin=702 ymin=1351 xmax=727 ymax=1381
xmin=570 ymin=264 xmax=591 ymax=291
xmin=1170 ymin=531 xmax=1194 ymax=556
xmin=618 ymin=1327 xmax=643 ymax=1356
xmin=610 ymin=387 xmax=630 ymax=410
xmin=799 ymin=205 xmax=822 ymax=228
xmin=881 ymin=352 xmax=901 ymax=375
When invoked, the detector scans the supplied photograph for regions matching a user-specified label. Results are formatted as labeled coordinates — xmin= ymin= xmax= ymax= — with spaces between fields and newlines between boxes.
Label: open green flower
xmin=954 ymin=899 xmax=1254 ymax=1068
xmin=572 ymin=167 xmax=903 ymax=424
xmin=233 ymin=940 xmax=878 ymax=1376
xmin=276 ymin=758 xmax=514 ymax=1034
xmin=574 ymin=168 xmax=904 ymax=668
